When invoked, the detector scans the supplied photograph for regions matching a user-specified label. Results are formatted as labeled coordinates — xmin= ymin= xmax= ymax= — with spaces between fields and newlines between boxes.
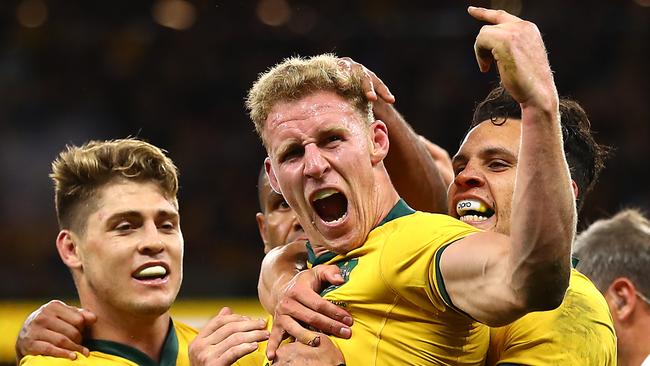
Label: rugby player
xmin=250 ymin=6 xmax=576 ymax=365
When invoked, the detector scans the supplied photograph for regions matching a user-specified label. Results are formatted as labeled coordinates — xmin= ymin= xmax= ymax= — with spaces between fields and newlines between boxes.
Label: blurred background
xmin=0 ymin=0 xmax=648 ymax=361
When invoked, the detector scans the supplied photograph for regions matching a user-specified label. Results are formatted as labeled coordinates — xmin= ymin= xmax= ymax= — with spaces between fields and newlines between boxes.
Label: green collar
xmin=307 ymin=199 xmax=415 ymax=266
xmin=84 ymin=318 xmax=179 ymax=366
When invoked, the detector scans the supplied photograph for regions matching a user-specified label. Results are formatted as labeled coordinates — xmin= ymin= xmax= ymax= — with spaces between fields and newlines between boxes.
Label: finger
xmin=360 ymin=69 xmax=378 ymax=102
xmin=284 ymin=280 xmax=353 ymax=327
xmin=313 ymin=264 xmax=345 ymax=285
xmin=198 ymin=310 xmax=250 ymax=337
xmin=467 ymin=6 xmax=521 ymax=25
xmin=277 ymin=295 xmax=351 ymax=336
xmin=366 ymin=70 xmax=395 ymax=104
xmin=31 ymin=331 xmax=86 ymax=359
xmin=274 ymin=314 xmax=321 ymax=346
xmin=39 ymin=302 xmax=88 ymax=334
xmin=266 ymin=321 xmax=289 ymax=360
xmin=473 ymin=25 xmax=510 ymax=73
xmin=215 ymin=342 xmax=260 ymax=366
xmin=217 ymin=306 xmax=232 ymax=316
xmin=473 ymin=38 xmax=493 ymax=73
xmin=78 ymin=309 xmax=97 ymax=326
xmin=202 ymin=318 xmax=267 ymax=345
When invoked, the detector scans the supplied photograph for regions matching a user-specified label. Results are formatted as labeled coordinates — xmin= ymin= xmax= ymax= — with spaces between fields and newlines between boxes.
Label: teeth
xmin=456 ymin=199 xmax=489 ymax=216
xmin=312 ymin=188 xmax=339 ymax=201
xmin=460 ymin=215 xmax=488 ymax=222
xmin=135 ymin=265 xmax=167 ymax=278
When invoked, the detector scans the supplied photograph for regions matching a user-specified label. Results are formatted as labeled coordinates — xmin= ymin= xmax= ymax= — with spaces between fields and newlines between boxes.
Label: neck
xmin=81 ymin=297 xmax=171 ymax=362
xmin=618 ymin=309 xmax=650 ymax=366
xmin=310 ymin=173 xmax=400 ymax=258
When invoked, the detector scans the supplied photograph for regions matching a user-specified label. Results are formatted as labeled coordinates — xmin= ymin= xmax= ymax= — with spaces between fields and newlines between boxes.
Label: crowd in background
xmin=0 ymin=0 xmax=648 ymax=299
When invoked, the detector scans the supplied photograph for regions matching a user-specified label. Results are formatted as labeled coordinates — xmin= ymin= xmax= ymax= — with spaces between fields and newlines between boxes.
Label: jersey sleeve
xmin=379 ymin=212 xmax=479 ymax=313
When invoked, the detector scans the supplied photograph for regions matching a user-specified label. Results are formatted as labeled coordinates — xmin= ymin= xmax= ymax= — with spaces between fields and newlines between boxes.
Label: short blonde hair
xmin=51 ymin=138 xmax=179 ymax=232
xmin=246 ymin=53 xmax=373 ymax=145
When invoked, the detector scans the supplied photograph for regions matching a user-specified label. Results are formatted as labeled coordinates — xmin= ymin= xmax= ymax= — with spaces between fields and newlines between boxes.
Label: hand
xmin=266 ymin=265 xmax=351 ymax=361
xmin=189 ymin=307 xmax=269 ymax=366
xmin=337 ymin=57 xmax=395 ymax=104
xmin=273 ymin=335 xmax=345 ymax=366
xmin=418 ymin=135 xmax=454 ymax=188
xmin=15 ymin=300 xmax=97 ymax=360
xmin=469 ymin=6 xmax=557 ymax=108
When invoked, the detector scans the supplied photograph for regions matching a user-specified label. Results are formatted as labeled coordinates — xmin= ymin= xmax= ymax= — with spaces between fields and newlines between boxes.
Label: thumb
xmin=217 ymin=306 xmax=232 ymax=316
xmin=315 ymin=264 xmax=345 ymax=285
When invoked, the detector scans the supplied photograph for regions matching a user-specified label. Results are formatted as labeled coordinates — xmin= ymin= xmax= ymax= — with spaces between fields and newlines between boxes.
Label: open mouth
xmin=456 ymin=199 xmax=495 ymax=222
xmin=132 ymin=264 xmax=169 ymax=282
xmin=312 ymin=188 xmax=348 ymax=223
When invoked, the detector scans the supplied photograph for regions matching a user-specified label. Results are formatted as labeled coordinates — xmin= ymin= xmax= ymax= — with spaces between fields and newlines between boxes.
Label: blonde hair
xmin=50 ymin=138 xmax=179 ymax=232
xmin=246 ymin=53 xmax=373 ymax=145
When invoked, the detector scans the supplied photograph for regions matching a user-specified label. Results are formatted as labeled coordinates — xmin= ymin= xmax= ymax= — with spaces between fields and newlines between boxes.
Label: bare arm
xmin=338 ymin=57 xmax=448 ymax=213
xmin=440 ymin=7 xmax=575 ymax=326
xmin=15 ymin=300 xmax=96 ymax=364
xmin=379 ymin=100 xmax=449 ymax=213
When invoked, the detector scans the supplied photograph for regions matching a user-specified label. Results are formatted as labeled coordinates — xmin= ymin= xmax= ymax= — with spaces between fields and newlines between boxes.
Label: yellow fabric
xmin=486 ymin=269 xmax=617 ymax=365
xmin=312 ymin=211 xmax=487 ymax=366
xmin=20 ymin=320 xmax=197 ymax=366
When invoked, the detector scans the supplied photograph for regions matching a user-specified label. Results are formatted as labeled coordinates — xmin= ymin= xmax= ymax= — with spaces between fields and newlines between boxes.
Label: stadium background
xmin=0 ymin=0 xmax=648 ymax=362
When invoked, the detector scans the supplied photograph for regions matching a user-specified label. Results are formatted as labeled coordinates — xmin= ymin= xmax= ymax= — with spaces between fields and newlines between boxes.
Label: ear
xmin=264 ymin=157 xmax=282 ymax=195
xmin=369 ymin=120 xmax=390 ymax=165
xmin=606 ymin=277 xmax=637 ymax=322
xmin=56 ymin=230 xmax=83 ymax=270
xmin=255 ymin=212 xmax=270 ymax=247
xmin=571 ymin=179 xmax=579 ymax=201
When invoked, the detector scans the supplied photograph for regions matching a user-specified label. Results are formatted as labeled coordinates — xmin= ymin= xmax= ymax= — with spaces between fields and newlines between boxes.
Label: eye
xmin=271 ymin=197 xmax=291 ymax=211
xmin=159 ymin=220 xmax=177 ymax=231
xmin=487 ymin=159 xmax=510 ymax=171
xmin=453 ymin=164 xmax=465 ymax=176
xmin=280 ymin=146 xmax=304 ymax=163
xmin=323 ymin=134 xmax=343 ymax=147
xmin=115 ymin=221 xmax=133 ymax=232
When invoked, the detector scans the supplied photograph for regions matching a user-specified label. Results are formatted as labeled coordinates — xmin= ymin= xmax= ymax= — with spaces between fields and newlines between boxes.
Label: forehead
xmin=456 ymin=119 xmax=522 ymax=157
xmin=94 ymin=180 xmax=178 ymax=217
xmin=263 ymin=90 xmax=363 ymax=142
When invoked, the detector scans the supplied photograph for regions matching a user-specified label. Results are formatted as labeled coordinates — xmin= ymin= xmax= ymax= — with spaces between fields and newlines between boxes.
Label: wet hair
xmin=470 ymin=85 xmax=610 ymax=212
xmin=51 ymin=138 xmax=179 ymax=233
xmin=246 ymin=53 xmax=373 ymax=147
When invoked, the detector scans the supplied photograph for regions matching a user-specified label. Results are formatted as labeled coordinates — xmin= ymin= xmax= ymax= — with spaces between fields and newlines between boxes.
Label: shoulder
xmin=381 ymin=211 xmax=479 ymax=245
xmin=21 ymin=355 xmax=79 ymax=366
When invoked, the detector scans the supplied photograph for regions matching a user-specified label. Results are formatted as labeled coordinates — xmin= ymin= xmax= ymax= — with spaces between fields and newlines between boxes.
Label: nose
xmin=453 ymin=163 xmax=485 ymax=189
xmin=303 ymin=143 xmax=329 ymax=179
xmin=138 ymin=221 xmax=165 ymax=255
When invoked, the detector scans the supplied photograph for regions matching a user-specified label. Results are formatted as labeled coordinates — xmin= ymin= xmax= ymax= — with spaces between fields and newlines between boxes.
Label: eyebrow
xmin=104 ymin=210 xmax=179 ymax=226
xmin=453 ymin=146 xmax=516 ymax=164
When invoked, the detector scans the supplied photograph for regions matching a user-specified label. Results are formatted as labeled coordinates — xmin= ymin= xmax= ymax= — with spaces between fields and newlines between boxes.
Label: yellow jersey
xmin=486 ymin=269 xmax=617 ymax=365
xmin=20 ymin=319 xmax=196 ymax=366
xmin=306 ymin=199 xmax=486 ymax=366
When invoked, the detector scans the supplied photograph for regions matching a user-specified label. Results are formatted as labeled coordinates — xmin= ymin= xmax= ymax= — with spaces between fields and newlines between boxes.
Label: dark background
xmin=1 ymin=0 xmax=648 ymax=300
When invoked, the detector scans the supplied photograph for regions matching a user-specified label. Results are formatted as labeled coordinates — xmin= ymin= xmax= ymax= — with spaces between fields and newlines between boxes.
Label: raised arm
xmin=440 ymin=7 xmax=575 ymax=326
xmin=378 ymin=99 xmax=449 ymax=213
xmin=338 ymin=57 xmax=449 ymax=213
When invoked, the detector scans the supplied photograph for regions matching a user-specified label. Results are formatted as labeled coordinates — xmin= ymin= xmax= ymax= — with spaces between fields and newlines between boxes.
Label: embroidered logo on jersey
xmin=320 ymin=258 xmax=358 ymax=297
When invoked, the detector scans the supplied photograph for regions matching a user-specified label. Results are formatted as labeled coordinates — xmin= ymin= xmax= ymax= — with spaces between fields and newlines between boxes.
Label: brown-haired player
xmin=18 ymin=139 xmax=268 ymax=366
